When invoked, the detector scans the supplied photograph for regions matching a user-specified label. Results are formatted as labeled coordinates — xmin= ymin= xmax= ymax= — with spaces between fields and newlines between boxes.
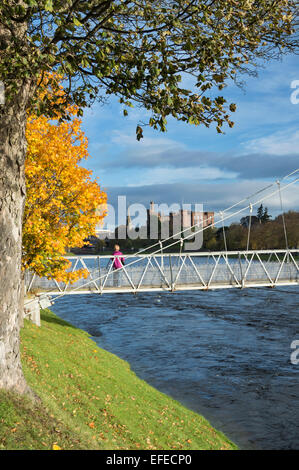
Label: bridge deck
xmin=25 ymin=250 xmax=299 ymax=296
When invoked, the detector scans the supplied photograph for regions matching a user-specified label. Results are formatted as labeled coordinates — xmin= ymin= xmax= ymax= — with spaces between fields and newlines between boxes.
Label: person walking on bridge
xmin=111 ymin=244 xmax=125 ymax=287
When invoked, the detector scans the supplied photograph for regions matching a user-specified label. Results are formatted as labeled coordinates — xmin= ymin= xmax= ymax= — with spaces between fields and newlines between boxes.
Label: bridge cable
xmin=276 ymin=180 xmax=289 ymax=251
xmin=220 ymin=211 xmax=228 ymax=254
xmin=159 ymin=240 xmax=164 ymax=270
xmin=246 ymin=203 xmax=253 ymax=253
xmin=179 ymin=237 xmax=184 ymax=264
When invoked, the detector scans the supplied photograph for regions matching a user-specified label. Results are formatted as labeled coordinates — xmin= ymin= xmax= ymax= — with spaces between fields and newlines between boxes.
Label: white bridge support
xmin=24 ymin=298 xmax=41 ymax=326
xmin=25 ymin=250 xmax=299 ymax=297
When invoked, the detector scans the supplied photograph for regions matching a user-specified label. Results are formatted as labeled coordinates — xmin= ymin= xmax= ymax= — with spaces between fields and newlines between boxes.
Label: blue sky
xmin=80 ymin=53 xmax=298 ymax=228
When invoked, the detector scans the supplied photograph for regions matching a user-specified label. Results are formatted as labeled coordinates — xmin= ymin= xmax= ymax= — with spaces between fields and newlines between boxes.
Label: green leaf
xmin=44 ymin=0 xmax=53 ymax=12
xmin=73 ymin=17 xmax=83 ymax=27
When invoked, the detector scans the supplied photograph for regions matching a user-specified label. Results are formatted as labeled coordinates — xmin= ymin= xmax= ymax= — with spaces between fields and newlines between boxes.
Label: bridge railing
xmin=25 ymin=249 xmax=299 ymax=295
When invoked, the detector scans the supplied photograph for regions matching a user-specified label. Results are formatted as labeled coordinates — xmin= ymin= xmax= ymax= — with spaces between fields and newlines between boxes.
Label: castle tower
xmin=126 ymin=207 xmax=132 ymax=231
xmin=149 ymin=201 xmax=155 ymax=215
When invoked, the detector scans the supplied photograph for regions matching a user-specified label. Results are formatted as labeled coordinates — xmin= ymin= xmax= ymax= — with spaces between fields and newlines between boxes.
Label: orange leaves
xmin=23 ymin=74 xmax=107 ymax=282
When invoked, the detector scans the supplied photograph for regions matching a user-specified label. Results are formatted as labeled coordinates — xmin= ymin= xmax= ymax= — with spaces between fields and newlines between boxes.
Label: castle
xmin=95 ymin=201 xmax=215 ymax=242
xmin=145 ymin=201 xmax=214 ymax=231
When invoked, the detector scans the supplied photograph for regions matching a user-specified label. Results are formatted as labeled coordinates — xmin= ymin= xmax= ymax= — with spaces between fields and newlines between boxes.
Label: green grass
xmin=0 ymin=309 xmax=237 ymax=450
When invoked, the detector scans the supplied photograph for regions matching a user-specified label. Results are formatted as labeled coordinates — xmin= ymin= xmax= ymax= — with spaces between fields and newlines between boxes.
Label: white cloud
xmin=106 ymin=179 xmax=299 ymax=218
xmin=127 ymin=166 xmax=238 ymax=187
xmin=243 ymin=128 xmax=299 ymax=156
xmin=111 ymin=130 xmax=181 ymax=154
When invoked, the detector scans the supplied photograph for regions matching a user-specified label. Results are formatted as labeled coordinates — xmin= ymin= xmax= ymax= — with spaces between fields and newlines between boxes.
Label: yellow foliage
xmin=23 ymin=74 xmax=107 ymax=282
xmin=52 ymin=444 xmax=62 ymax=450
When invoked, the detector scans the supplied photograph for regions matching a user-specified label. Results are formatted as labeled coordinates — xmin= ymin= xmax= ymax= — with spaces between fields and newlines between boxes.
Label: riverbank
xmin=0 ymin=309 xmax=237 ymax=450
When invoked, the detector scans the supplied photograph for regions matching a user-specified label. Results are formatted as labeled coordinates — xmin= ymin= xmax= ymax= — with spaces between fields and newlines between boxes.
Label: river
xmin=51 ymin=285 xmax=299 ymax=450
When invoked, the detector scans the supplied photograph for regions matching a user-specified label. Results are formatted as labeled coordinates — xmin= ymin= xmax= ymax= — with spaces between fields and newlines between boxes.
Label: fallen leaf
xmin=52 ymin=444 xmax=61 ymax=450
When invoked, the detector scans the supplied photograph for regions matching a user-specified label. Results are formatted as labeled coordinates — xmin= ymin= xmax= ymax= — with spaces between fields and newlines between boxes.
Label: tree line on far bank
xmin=203 ymin=209 xmax=299 ymax=251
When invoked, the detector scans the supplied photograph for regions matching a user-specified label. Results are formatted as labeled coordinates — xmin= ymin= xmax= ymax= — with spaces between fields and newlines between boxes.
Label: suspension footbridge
xmin=25 ymin=250 xmax=299 ymax=296
xmin=24 ymin=170 xmax=299 ymax=303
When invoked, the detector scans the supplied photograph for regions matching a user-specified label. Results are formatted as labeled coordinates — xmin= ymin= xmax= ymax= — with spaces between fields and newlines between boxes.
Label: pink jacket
xmin=111 ymin=251 xmax=125 ymax=269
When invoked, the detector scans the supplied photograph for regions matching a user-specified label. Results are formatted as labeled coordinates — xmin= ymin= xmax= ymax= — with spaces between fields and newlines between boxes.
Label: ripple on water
xmin=51 ymin=286 xmax=299 ymax=450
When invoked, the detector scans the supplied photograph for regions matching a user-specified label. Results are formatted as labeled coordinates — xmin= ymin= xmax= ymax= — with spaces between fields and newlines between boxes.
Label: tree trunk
xmin=0 ymin=80 xmax=32 ymax=395
xmin=19 ymin=273 xmax=25 ymax=330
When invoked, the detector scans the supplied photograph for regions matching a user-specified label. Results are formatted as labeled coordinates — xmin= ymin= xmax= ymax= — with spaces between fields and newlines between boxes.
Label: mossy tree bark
xmin=0 ymin=79 xmax=31 ymax=394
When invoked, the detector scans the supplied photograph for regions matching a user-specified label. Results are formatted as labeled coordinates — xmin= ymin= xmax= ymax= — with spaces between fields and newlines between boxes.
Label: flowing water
xmin=51 ymin=286 xmax=299 ymax=450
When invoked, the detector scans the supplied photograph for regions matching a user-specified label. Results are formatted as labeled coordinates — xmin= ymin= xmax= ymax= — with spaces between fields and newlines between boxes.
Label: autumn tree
xmin=248 ymin=211 xmax=299 ymax=250
xmin=0 ymin=1 xmax=298 ymax=394
xmin=24 ymin=77 xmax=107 ymax=282
xmin=203 ymin=226 xmax=218 ymax=250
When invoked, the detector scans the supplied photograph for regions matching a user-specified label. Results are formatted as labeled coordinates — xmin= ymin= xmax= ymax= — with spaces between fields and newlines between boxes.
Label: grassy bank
xmin=0 ymin=309 xmax=237 ymax=450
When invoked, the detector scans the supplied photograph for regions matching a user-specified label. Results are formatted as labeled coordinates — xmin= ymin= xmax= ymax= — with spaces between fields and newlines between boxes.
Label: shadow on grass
xmin=40 ymin=309 xmax=78 ymax=330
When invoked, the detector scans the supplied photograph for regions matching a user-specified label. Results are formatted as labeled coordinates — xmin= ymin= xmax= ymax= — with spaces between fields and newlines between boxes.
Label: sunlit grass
xmin=0 ymin=309 xmax=237 ymax=450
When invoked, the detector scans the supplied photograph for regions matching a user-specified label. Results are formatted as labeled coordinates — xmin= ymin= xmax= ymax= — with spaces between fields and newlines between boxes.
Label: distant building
xmin=192 ymin=210 xmax=214 ymax=228
xmin=70 ymin=201 xmax=214 ymax=253
xmin=95 ymin=228 xmax=115 ymax=239
xmin=147 ymin=202 xmax=214 ymax=232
